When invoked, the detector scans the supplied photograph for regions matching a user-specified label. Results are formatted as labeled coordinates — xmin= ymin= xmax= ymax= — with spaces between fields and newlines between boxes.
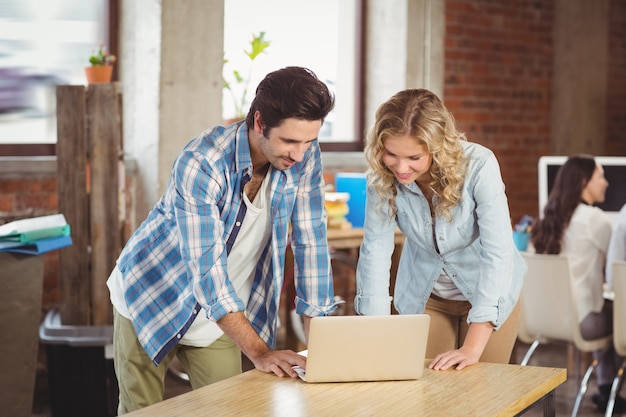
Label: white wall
xmin=119 ymin=0 xmax=162 ymax=220
xmin=120 ymin=0 xmax=224 ymax=219
xmin=364 ymin=0 xmax=444 ymax=130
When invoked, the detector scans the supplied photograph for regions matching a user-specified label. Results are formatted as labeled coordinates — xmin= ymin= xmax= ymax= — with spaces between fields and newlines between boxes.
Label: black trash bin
xmin=39 ymin=308 xmax=118 ymax=417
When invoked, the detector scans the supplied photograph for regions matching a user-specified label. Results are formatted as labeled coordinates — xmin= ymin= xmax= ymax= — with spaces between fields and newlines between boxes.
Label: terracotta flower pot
xmin=85 ymin=65 xmax=113 ymax=84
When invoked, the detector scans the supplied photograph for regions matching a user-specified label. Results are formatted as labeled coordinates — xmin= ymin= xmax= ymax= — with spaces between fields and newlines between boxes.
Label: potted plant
xmin=85 ymin=44 xmax=116 ymax=84
xmin=223 ymin=32 xmax=271 ymax=122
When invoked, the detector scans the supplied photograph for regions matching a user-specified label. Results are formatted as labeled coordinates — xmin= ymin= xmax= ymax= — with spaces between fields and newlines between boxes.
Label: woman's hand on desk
xmin=428 ymin=346 xmax=481 ymax=371
xmin=428 ymin=321 xmax=493 ymax=371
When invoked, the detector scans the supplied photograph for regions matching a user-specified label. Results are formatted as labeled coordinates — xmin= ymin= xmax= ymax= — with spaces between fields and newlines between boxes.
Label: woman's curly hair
xmin=364 ymin=89 xmax=467 ymax=221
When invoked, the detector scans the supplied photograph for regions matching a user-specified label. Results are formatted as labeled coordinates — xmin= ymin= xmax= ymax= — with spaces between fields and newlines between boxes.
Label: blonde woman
xmin=355 ymin=89 xmax=525 ymax=371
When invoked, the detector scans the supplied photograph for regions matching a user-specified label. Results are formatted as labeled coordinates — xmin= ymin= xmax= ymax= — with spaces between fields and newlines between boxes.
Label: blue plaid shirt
xmin=117 ymin=121 xmax=335 ymax=365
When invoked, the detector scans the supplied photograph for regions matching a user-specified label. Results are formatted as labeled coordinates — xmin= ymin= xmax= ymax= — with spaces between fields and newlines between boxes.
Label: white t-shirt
xmin=561 ymin=203 xmax=612 ymax=322
xmin=432 ymin=272 xmax=465 ymax=300
xmin=108 ymin=170 xmax=272 ymax=347
xmin=430 ymin=216 xmax=465 ymax=301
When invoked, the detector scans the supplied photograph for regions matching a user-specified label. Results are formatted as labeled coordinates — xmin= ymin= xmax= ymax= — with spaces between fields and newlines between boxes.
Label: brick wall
xmin=444 ymin=0 xmax=555 ymax=224
xmin=0 ymin=175 xmax=61 ymax=310
xmin=0 ymin=173 xmax=135 ymax=313
xmin=444 ymin=0 xmax=626 ymax=224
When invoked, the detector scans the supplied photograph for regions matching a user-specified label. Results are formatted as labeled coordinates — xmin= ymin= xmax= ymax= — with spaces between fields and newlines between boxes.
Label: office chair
xmin=605 ymin=260 xmax=626 ymax=417
xmin=519 ymin=252 xmax=613 ymax=417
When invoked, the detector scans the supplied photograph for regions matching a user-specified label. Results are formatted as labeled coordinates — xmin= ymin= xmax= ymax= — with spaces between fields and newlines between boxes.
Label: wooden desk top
xmin=125 ymin=360 xmax=566 ymax=417
xmin=327 ymin=227 xmax=404 ymax=250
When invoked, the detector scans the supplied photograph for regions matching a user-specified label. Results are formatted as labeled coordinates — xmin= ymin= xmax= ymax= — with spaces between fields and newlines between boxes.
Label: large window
xmin=0 ymin=0 xmax=109 ymax=153
xmin=223 ymin=0 xmax=364 ymax=150
xmin=1 ymin=0 xmax=363 ymax=154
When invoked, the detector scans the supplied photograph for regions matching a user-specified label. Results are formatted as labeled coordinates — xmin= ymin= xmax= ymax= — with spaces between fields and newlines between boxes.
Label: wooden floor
xmin=31 ymin=330 xmax=623 ymax=417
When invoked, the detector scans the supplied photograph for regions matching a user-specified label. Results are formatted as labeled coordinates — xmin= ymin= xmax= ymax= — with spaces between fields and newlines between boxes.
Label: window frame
xmin=319 ymin=0 xmax=366 ymax=153
xmin=0 ymin=0 xmax=364 ymax=156
xmin=0 ymin=0 xmax=119 ymax=157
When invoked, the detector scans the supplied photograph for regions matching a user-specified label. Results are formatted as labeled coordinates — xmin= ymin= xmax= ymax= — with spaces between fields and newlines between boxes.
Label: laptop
xmin=292 ymin=314 xmax=430 ymax=383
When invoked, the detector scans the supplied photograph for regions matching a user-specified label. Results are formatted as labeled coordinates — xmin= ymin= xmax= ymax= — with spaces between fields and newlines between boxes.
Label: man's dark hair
xmin=245 ymin=66 xmax=335 ymax=137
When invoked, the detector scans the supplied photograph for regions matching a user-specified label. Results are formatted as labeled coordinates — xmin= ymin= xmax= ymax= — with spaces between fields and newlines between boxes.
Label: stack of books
xmin=0 ymin=214 xmax=73 ymax=255
xmin=325 ymin=192 xmax=352 ymax=230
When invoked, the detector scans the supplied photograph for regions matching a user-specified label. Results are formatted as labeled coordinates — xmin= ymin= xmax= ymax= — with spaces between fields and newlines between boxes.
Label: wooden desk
xmin=125 ymin=361 xmax=566 ymax=417
xmin=326 ymin=227 xmax=405 ymax=250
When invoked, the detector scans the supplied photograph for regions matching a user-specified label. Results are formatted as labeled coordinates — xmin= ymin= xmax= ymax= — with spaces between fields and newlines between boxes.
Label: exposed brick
xmin=0 ymin=179 xmax=29 ymax=194
xmin=0 ymin=196 xmax=14 ymax=212
xmin=15 ymin=193 xmax=56 ymax=213
xmin=445 ymin=0 xmax=556 ymax=223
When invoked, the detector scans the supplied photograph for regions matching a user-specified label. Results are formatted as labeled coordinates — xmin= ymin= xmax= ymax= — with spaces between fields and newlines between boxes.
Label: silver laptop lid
xmin=303 ymin=314 xmax=430 ymax=383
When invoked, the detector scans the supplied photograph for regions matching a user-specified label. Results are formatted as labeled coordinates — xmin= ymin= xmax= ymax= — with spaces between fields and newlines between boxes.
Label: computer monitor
xmin=538 ymin=156 xmax=626 ymax=223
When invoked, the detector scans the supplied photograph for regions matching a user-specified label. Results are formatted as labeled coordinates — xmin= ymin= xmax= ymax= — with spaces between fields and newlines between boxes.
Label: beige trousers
xmin=423 ymin=294 xmax=521 ymax=364
xmin=113 ymin=309 xmax=242 ymax=414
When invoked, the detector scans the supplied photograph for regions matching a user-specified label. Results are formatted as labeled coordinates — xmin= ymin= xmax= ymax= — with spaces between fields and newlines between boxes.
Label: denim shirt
xmin=355 ymin=141 xmax=525 ymax=329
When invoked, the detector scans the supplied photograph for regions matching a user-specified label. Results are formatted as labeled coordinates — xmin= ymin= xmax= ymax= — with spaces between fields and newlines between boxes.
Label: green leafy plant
xmin=89 ymin=44 xmax=116 ymax=66
xmin=223 ymin=32 xmax=271 ymax=119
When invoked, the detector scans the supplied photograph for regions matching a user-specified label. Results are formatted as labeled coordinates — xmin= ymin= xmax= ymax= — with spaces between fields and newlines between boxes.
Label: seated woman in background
xmin=531 ymin=154 xmax=623 ymax=413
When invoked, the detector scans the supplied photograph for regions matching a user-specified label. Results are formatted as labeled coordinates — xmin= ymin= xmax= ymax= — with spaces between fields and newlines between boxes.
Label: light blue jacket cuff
xmin=354 ymin=294 xmax=393 ymax=315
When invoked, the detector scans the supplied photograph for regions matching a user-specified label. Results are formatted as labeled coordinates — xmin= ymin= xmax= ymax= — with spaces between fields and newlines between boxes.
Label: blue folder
xmin=0 ymin=235 xmax=73 ymax=255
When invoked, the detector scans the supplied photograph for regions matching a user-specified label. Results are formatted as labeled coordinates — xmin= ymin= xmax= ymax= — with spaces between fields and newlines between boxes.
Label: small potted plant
xmin=85 ymin=44 xmax=116 ymax=84
xmin=223 ymin=32 xmax=270 ymax=122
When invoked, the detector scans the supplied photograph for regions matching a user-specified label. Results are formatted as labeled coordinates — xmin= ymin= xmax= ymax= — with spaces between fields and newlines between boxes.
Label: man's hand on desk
xmin=251 ymin=350 xmax=307 ymax=379
xmin=253 ymin=316 xmax=311 ymax=378
xmin=217 ymin=311 xmax=307 ymax=378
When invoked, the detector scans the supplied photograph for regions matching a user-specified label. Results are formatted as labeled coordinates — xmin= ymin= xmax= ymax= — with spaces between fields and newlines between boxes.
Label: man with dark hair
xmin=107 ymin=66 xmax=336 ymax=413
